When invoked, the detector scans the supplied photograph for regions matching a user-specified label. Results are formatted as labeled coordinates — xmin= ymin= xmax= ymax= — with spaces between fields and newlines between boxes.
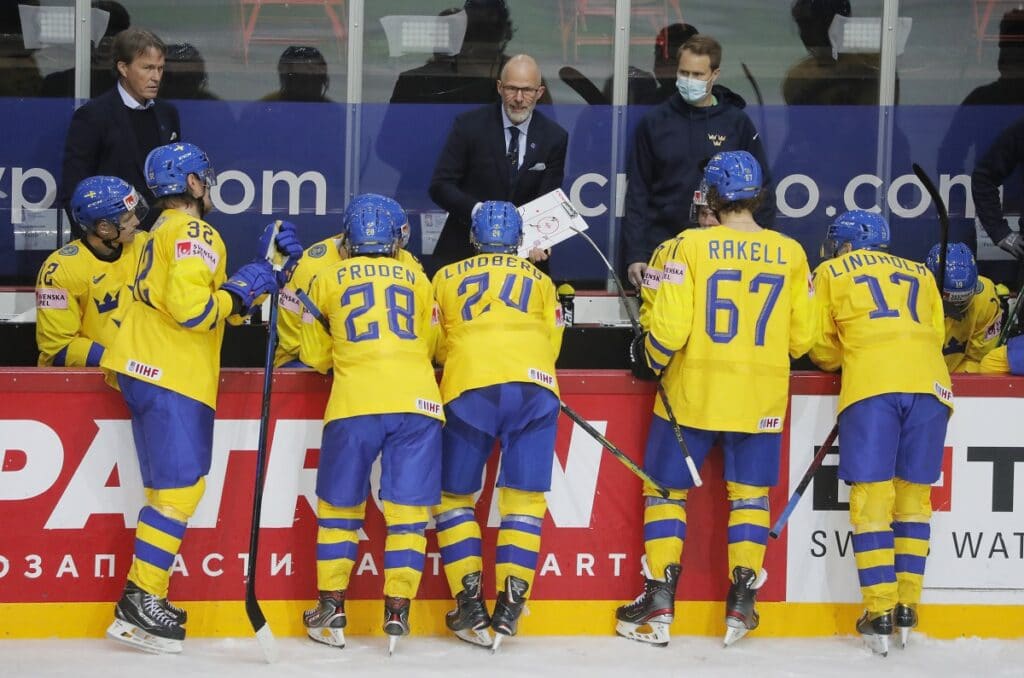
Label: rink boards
xmin=1 ymin=369 xmax=1022 ymax=639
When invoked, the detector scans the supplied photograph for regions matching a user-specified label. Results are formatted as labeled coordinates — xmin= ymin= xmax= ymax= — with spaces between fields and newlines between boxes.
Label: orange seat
xmin=561 ymin=0 xmax=683 ymax=62
xmin=238 ymin=0 xmax=347 ymax=63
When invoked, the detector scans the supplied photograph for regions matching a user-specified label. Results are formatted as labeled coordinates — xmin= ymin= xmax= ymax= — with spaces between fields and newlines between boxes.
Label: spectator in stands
xmin=262 ymin=45 xmax=332 ymax=103
xmin=0 ymin=0 xmax=43 ymax=97
xmin=389 ymin=0 xmax=517 ymax=105
xmin=161 ymin=43 xmax=219 ymax=100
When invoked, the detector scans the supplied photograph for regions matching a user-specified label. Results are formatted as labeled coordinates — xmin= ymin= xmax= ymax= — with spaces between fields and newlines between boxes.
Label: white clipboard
xmin=516 ymin=189 xmax=588 ymax=257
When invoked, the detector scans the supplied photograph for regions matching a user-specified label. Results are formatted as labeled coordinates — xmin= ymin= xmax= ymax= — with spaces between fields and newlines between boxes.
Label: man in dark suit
xmin=59 ymin=27 xmax=180 ymax=236
xmin=428 ymin=53 xmax=567 ymax=273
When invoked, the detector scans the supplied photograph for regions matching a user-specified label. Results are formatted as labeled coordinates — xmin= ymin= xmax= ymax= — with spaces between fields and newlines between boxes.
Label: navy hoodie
xmin=622 ymin=84 xmax=774 ymax=266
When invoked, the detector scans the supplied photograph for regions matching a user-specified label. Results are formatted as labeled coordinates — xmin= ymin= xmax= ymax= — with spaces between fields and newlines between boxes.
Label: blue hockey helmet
xmin=703 ymin=151 xmax=763 ymax=202
xmin=345 ymin=193 xmax=409 ymax=246
xmin=71 ymin=176 xmax=148 ymax=233
xmin=470 ymin=200 xmax=522 ymax=254
xmin=927 ymin=242 xmax=980 ymax=305
xmin=144 ymin=142 xmax=217 ymax=197
xmin=343 ymin=204 xmax=399 ymax=255
xmin=823 ymin=209 xmax=890 ymax=257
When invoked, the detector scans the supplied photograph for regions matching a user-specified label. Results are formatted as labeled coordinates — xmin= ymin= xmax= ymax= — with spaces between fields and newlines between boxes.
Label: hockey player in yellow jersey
xmin=617 ymin=151 xmax=815 ymax=648
xmin=979 ymin=333 xmax=1024 ymax=373
xmin=925 ymin=242 xmax=1002 ymax=373
xmin=299 ymin=204 xmax=442 ymax=654
xmin=809 ymin=210 xmax=951 ymax=656
xmin=633 ymin=179 xmax=720 ymax=377
xmin=36 ymin=176 xmax=148 ymax=369
xmin=100 ymin=143 xmax=302 ymax=654
xmin=432 ymin=201 xmax=564 ymax=651
xmin=275 ymin=193 xmax=423 ymax=367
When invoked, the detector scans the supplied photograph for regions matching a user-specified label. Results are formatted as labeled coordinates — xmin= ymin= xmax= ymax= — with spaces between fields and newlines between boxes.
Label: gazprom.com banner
xmin=1 ymin=370 xmax=1022 ymax=609
xmin=2 ymin=101 xmax=1023 ymax=281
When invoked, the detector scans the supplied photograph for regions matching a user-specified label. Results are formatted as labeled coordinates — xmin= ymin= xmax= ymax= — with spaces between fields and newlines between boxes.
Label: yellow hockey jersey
xmin=36 ymin=234 xmax=149 ymax=367
xmin=810 ymin=249 xmax=952 ymax=413
xmin=276 ymin=237 xmax=424 ymax=367
xmin=941 ymin=275 xmax=1002 ymax=373
xmin=301 ymin=254 xmax=443 ymax=422
xmin=101 ymin=209 xmax=238 ymax=408
xmin=639 ymin=233 xmax=685 ymax=331
xmin=433 ymin=253 xmax=564 ymax=403
xmin=645 ymin=225 xmax=815 ymax=433
xmin=979 ymin=334 xmax=1024 ymax=374
xmin=979 ymin=345 xmax=1010 ymax=374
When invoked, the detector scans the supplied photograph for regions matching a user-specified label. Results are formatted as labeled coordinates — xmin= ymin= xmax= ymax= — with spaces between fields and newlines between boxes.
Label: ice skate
xmin=857 ymin=609 xmax=894 ymax=657
xmin=383 ymin=596 xmax=410 ymax=656
xmin=723 ymin=566 xmax=768 ymax=647
xmin=490 ymin=575 xmax=529 ymax=653
xmin=895 ymin=603 xmax=917 ymax=649
xmin=106 ymin=582 xmax=186 ymax=654
xmin=615 ymin=564 xmax=681 ymax=647
xmin=446 ymin=572 xmax=492 ymax=647
xmin=303 ymin=590 xmax=347 ymax=648
xmin=121 ymin=581 xmax=187 ymax=625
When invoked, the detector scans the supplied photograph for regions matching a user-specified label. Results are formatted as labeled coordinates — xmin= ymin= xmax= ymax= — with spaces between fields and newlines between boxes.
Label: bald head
xmin=497 ymin=54 xmax=544 ymax=124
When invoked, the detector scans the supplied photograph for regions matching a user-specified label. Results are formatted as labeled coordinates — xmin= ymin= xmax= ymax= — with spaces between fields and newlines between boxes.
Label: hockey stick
xmin=912 ymin=163 xmax=950 ymax=295
xmin=568 ymin=224 xmax=703 ymax=487
xmin=769 ymin=423 xmax=838 ymax=539
xmin=741 ymin=62 xmax=767 ymax=140
xmin=998 ymin=289 xmax=1024 ymax=346
xmin=296 ymin=288 xmax=330 ymax=333
xmin=244 ymin=224 xmax=285 ymax=663
xmin=559 ymin=401 xmax=669 ymax=498
xmin=558 ymin=65 xmax=608 ymax=105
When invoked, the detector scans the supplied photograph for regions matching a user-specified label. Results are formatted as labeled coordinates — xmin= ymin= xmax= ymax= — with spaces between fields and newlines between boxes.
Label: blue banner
xmin=2 ymin=99 xmax=1023 ymax=284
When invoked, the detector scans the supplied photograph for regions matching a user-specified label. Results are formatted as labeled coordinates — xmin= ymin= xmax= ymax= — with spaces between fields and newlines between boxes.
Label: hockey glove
xmin=221 ymin=259 xmax=278 ymax=316
xmin=259 ymin=220 xmax=304 ymax=285
xmin=998 ymin=232 xmax=1024 ymax=259
xmin=628 ymin=332 xmax=658 ymax=381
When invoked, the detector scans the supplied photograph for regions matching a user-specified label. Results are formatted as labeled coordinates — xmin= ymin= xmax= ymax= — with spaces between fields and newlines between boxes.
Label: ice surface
xmin=2 ymin=634 xmax=1023 ymax=677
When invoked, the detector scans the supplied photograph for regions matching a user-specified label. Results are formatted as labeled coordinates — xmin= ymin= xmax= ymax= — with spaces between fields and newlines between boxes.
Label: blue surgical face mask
xmin=676 ymin=75 xmax=709 ymax=104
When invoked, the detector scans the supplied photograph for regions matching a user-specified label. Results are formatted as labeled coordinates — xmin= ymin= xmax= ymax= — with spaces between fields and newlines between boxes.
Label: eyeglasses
xmin=500 ymin=84 xmax=542 ymax=98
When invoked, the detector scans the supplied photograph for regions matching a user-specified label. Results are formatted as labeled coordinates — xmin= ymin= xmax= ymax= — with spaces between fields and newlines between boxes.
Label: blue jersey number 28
xmin=706 ymin=270 xmax=785 ymax=346
xmin=341 ymin=282 xmax=416 ymax=342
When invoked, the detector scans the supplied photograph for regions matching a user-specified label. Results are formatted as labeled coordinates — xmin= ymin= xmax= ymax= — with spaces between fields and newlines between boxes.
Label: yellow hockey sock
xmin=315 ymin=499 xmax=365 ymax=592
xmin=642 ymin=483 xmax=688 ymax=580
xmin=435 ymin=493 xmax=483 ymax=597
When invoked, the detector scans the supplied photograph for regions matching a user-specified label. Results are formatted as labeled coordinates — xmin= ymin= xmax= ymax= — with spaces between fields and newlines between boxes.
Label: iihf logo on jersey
xmin=707 ymin=133 xmax=727 ymax=147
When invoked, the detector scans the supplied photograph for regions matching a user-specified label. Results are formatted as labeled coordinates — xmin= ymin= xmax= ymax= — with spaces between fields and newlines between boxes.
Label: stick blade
xmin=253 ymin=620 xmax=279 ymax=663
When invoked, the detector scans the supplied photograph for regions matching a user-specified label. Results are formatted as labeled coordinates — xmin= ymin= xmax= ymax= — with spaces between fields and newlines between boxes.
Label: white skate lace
xmin=143 ymin=594 xmax=178 ymax=626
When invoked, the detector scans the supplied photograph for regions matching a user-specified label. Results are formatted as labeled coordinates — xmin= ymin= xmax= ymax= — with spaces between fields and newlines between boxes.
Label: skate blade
xmin=387 ymin=635 xmax=399 ymax=656
xmin=723 ymin=621 xmax=750 ymax=647
xmin=899 ymin=626 xmax=910 ymax=649
xmin=490 ymin=633 xmax=505 ymax=654
xmin=455 ymin=627 xmax=493 ymax=647
xmin=861 ymin=632 xmax=890 ymax=657
xmin=615 ymin=620 xmax=670 ymax=647
xmin=106 ymin=619 xmax=183 ymax=655
xmin=306 ymin=626 xmax=346 ymax=648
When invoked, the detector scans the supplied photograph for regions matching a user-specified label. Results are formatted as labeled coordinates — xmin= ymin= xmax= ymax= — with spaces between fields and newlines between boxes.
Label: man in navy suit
xmin=59 ymin=28 xmax=181 ymax=236
xmin=428 ymin=53 xmax=568 ymax=273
